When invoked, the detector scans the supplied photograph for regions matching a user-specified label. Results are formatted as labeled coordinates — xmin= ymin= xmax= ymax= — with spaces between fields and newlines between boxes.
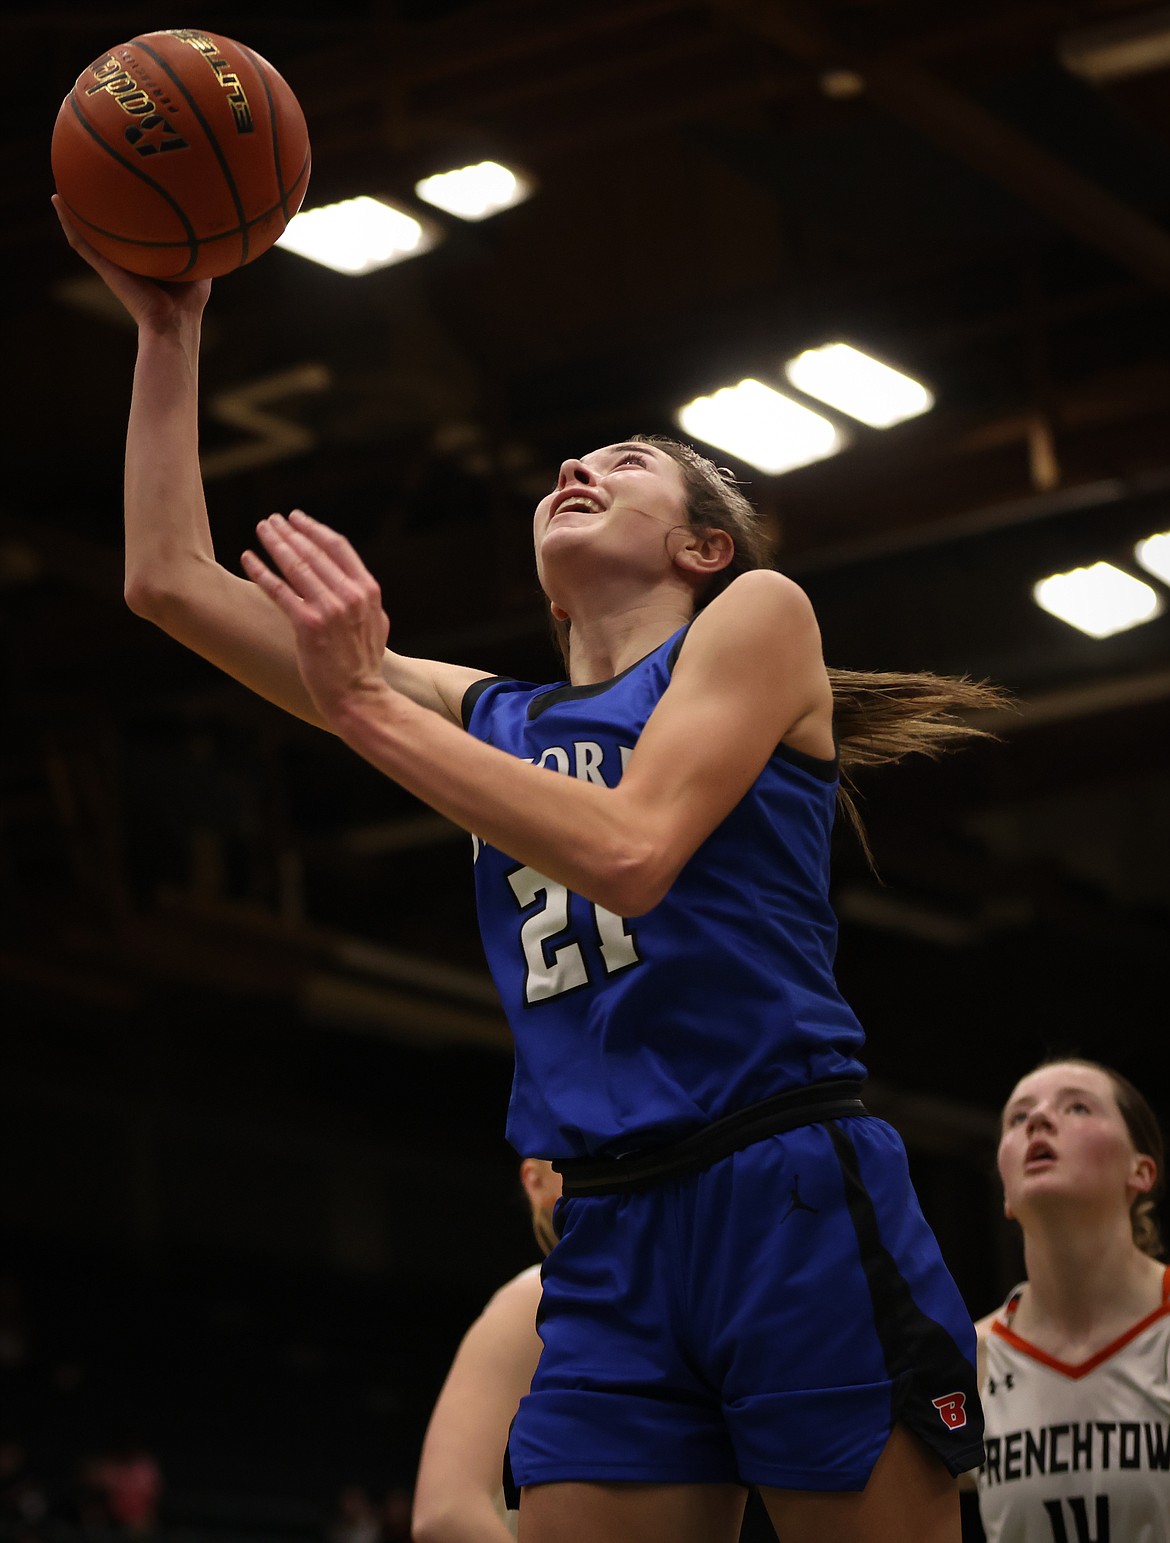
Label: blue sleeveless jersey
xmin=462 ymin=623 xmax=868 ymax=1159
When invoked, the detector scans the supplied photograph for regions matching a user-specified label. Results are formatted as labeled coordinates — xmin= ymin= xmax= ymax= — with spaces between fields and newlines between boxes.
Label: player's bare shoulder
xmin=705 ymin=567 xmax=817 ymax=621
xmin=687 ymin=569 xmax=822 ymax=661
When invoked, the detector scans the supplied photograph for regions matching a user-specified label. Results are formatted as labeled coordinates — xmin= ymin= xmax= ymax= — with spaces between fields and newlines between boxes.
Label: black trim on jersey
xmin=461 ymin=674 xmax=504 ymax=729
xmin=777 ymin=741 xmax=838 ymax=781
xmin=525 ymin=627 xmax=692 ymax=721
xmin=512 ymin=625 xmax=838 ymax=781
xmin=826 ymin=1121 xmax=987 ymax=1477
xmin=464 ymin=630 xmax=837 ymax=784
xmin=665 ymin=622 xmax=693 ymax=672
xmin=527 ymin=672 xmax=632 ymax=720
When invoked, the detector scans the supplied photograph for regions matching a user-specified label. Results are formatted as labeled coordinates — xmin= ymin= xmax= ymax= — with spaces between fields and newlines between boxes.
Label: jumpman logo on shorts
xmin=780 ymin=1174 xmax=819 ymax=1221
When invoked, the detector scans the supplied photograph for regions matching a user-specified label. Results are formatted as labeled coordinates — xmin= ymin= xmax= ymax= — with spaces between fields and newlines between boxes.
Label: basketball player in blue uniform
xmin=55 ymin=195 xmax=1003 ymax=1542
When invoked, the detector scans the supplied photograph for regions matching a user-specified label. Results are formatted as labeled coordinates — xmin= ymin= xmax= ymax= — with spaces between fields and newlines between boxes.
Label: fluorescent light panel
xmin=1033 ymin=562 xmax=1162 ymax=639
xmin=276 ymin=196 xmax=437 ymax=275
xmin=677 ymin=378 xmax=842 ymax=475
xmin=1134 ymin=531 xmax=1170 ymax=586
xmin=414 ymin=161 xmax=531 ymax=221
xmin=784 ymin=343 xmax=933 ymax=428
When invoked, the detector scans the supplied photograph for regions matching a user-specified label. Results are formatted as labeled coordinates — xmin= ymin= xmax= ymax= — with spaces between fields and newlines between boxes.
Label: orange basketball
xmin=51 ymin=28 xmax=311 ymax=282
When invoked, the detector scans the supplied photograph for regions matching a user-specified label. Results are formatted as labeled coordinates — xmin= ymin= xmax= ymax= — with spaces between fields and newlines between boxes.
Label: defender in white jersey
xmin=978 ymin=1271 xmax=1170 ymax=1542
xmin=969 ymin=1059 xmax=1169 ymax=1543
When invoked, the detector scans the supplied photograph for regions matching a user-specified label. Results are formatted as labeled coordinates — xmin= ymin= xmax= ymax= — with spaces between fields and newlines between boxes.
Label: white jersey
xmin=978 ymin=1268 xmax=1170 ymax=1543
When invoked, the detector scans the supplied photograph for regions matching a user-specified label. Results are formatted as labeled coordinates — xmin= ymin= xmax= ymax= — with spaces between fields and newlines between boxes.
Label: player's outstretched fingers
xmin=257 ymin=513 xmax=357 ymax=601
xmin=286 ymin=510 xmax=372 ymax=584
xmin=254 ymin=515 xmax=335 ymax=602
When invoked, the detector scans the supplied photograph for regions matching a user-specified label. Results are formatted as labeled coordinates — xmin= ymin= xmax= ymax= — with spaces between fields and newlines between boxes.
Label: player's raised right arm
xmin=54 ymin=197 xmax=486 ymax=729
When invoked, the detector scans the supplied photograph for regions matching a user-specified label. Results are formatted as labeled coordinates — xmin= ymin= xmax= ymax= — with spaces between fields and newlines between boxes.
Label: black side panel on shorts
xmin=827 ymin=1121 xmax=987 ymax=1477
xmin=502 ymin=1423 xmax=521 ymax=1511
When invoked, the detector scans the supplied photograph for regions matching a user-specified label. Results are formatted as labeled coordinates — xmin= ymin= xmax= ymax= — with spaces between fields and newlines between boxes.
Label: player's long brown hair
xmin=547 ymin=433 xmax=1013 ymax=862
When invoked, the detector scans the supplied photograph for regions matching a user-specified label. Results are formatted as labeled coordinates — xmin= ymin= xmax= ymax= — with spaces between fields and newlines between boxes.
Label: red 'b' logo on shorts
xmin=932 ymin=1392 xmax=967 ymax=1430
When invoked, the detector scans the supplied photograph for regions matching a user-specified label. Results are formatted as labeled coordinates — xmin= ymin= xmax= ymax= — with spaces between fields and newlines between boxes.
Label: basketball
xmin=51 ymin=28 xmax=311 ymax=282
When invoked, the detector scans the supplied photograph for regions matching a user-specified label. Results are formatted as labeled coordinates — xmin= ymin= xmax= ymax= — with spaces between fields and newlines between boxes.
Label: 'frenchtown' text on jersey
xmin=978 ymin=1275 xmax=1170 ymax=1543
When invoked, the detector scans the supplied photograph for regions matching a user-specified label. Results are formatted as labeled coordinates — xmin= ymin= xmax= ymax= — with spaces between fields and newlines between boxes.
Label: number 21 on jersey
xmin=507 ymin=864 xmax=640 ymax=1003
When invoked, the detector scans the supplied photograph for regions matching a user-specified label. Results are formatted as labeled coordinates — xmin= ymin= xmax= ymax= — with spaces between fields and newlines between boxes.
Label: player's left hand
xmin=242 ymin=510 xmax=391 ymax=724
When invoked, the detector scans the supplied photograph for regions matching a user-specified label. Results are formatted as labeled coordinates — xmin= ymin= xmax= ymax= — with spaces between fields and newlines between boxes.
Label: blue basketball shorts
xmin=506 ymin=1115 xmax=985 ymax=1494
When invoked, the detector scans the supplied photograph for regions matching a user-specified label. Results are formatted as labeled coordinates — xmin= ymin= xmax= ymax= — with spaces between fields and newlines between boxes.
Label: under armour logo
xmin=986 ymin=1373 xmax=1014 ymax=1396
xmin=932 ymin=1392 xmax=968 ymax=1430
xmin=779 ymin=1175 xmax=818 ymax=1221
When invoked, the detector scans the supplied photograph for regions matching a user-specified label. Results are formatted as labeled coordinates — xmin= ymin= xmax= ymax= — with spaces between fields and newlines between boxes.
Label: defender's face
xmin=997 ymin=1062 xmax=1147 ymax=1222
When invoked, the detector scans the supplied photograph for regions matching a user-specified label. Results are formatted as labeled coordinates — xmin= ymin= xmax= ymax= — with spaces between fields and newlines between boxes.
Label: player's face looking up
xmin=997 ymin=1061 xmax=1156 ymax=1227
xmin=533 ymin=442 xmax=706 ymax=612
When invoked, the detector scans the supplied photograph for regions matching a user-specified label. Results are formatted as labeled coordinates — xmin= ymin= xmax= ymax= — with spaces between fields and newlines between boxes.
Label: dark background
xmin=3 ymin=1 xmax=1169 ymax=1537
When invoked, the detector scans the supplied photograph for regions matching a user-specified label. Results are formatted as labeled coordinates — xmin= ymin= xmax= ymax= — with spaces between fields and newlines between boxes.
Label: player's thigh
xmin=518 ymin=1480 xmax=747 ymax=1543
xmin=759 ymin=1423 xmax=959 ymax=1543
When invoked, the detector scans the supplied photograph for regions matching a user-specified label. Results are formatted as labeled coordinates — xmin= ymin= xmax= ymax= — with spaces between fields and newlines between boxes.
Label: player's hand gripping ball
xmin=51 ymin=28 xmax=311 ymax=281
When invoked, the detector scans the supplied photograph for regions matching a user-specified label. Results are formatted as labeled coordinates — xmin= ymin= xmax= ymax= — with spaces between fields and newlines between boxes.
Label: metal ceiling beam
xmin=719 ymin=0 xmax=1170 ymax=292
xmin=784 ymin=461 xmax=1170 ymax=575
xmin=861 ymin=61 xmax=1170 ymax=292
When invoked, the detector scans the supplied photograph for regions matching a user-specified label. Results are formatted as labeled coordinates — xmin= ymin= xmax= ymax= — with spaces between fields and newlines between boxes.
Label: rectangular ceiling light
xmin=414 ymin=161 xmax=532 ymax=221
xmin=677 ymin=378 xmax=843 ymax=475
xmin=276 ymin=196 xmax=438 ymax=275
xmin=784 ymin=343 xmax=934 ymax=428
xmin=1033 ymin=561 xmax=1163 ymax=638
xmin=1134 ymin=531 xmax=1170 ymax=585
